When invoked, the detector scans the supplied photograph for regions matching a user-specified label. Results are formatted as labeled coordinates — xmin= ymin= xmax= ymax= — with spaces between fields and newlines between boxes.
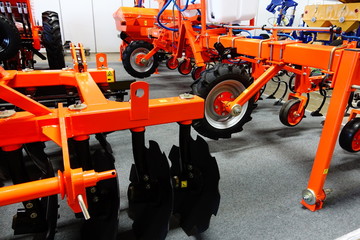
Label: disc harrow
xmin=0 ymin=44 xmax=220 ymax=239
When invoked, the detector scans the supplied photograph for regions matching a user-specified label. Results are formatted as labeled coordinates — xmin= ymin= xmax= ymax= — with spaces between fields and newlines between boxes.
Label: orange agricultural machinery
xmin=0 ymin=44 xmax=220 ymax=239
xmin=115 ymin=0 xmax=258 ymax=79
xmin=0 ymin=0 xmax=65 ymax=70
xmin=116 ymin=0 xmax=360 ymax=212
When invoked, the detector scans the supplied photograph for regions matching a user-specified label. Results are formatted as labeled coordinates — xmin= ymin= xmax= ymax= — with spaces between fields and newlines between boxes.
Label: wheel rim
xmin=287 ymin=102 xmax=304 ymax=125
xmin=205 ymin=80 xmax=248 ymax=129
xmin=130 ymin=47 xmax=154 ymax=73
xmin=0 ymin=35 xmax=10 ymax=53
xmin=352 ymin=130 xmax=360 ymax=151
xmin=179 ymin=60 xmax=192 ymax=75
xmin=167 ymin=57 xmax=178 ymax=70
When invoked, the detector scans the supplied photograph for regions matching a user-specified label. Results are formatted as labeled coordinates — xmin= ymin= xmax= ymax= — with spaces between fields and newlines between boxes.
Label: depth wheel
xmin=0 ymin=14 xmax=21 ymax=61
xmin=279 ymin=99 xmax=305 ymax=127
xmin=191 ymin=63 xmax=254 ymax=140
xmin=191 ymin=66 xmax=206 ymax=80
xmin=42 ymin=11 xmax=65 ymax=69
xmin=122 ymin=40 xmax=159 ymax=78
xmin=339 ymin=118 xmax=360 ymax=152
xmin=166 ymin=56 xmax=179 ymax=70
xmin=178 ymin=59 xmax=192 ymax=75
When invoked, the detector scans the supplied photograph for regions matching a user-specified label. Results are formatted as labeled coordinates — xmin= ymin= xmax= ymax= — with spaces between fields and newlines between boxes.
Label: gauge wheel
xmin=166 ymin=56 xmax=179 ymax=70
xmin=191 ymin=63 xmax=254 ymax=140
xmin=122 ymin=40 xmax=159 ymax=78
xmin=191 ymin=66 xmax=206 ymax=80
xmin=42 ymin=11 xmax=65 ymax=69
xmin=339 ymin=118 xmax=360 ymax=152
xmin=0 ymin=14 xmax=21 ymax=61
xmin=178 ymin=59 xmax=192 ymax=75
xmin=279 ymin=98 xmax=305 ymax=127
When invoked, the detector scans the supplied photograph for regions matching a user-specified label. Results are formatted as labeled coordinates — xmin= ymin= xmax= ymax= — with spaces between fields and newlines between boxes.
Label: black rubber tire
xmin=279 ymin=99 xmax=305 ymax=127
xmin=339 ymin=118 xmax=360 ymax=152
xmin=191 ymin=63 xmax=254 ymax=140
xmin=122 ymin=40 xmax=159 ymax=78
xmin=0 ymin=14 xmax=21 ymax=61
xmin=42 ymin=11 xmax=65 ymax=69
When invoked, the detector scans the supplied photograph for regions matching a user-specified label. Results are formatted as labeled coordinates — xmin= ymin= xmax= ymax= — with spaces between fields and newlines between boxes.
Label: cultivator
xmin=0 ymin=44 xmax=220 ymax=239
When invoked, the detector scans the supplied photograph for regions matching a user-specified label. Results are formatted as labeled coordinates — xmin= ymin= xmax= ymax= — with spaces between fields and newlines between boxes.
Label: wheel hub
xmin=213 ymin=91 xmax=235 ymax=116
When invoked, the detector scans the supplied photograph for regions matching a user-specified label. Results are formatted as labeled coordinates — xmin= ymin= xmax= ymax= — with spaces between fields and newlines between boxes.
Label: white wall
xmin=33 ymin=0 xmax=122 ymax=52
xmin=31 ymin=0 xmax=345 ymax=53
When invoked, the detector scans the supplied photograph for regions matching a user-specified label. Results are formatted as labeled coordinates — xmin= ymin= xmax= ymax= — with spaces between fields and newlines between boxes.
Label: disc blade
xmin=169 ymin=135 xmax=220 ymax=236
xmin=128 ymin=140 xmax=173 ymax=240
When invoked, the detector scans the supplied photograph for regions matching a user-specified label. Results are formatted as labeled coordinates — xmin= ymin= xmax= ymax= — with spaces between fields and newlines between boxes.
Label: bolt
xmin=30 ymin=213 xmax=38 ymax=219
xmin=140 ymin=58 xmax=147 ymax=64
xmin=90 ymin=187 xmax=96 ymax=193
xmin=26 ymin=203 xmax=33 ymax=209
xmin=179 ymin=93 xmax=194 ymax=99
xmin=215 ymin=105 xmax=219 ymax=109
xmin=303 ymin=73 xmax=307 ymax=76
xmin=303 ymin=194 xmax=311 ymax=201
xmin=189 ymin=173 xmax=194 ymax=179
xmin=143 ymin=175 xmax=149 ymax=182
xmin=145 ymin=184 xmax=151 ymax=189
xmin=188 ymin=165 xmax=193 ymax=171
xmin=92 ymin=196 xmax=99 ymax=203
xmin=231 ymin=104 xmax=242 ymax=116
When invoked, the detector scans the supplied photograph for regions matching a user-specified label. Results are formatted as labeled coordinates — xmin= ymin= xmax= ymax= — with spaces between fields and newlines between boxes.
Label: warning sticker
xmin=181 ymin=181 xmax=188 ymax=188
xmin=107 ymin=70 xmax=114 ymax=82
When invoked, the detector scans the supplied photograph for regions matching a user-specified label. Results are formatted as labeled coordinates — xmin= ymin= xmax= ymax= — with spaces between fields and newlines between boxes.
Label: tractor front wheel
xmin=122 ymin=40 xmax=159 ymax=78
xmin=279 ymin=99 xmax=305 ymax=127
xmin=191 ymin=63 xmax=254 ymax=140
xmin=339 ymin=118 xmax=360 ymax=152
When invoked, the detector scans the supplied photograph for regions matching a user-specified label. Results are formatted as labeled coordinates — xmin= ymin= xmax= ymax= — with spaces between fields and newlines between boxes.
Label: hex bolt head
xmin=179 ymin=93 xmax=194 ymax=99
xmin=143 ymin=175 xmax=149 ymax=182
xmin=30 ymin=213 xmax=38 ymax=219
xmin=90 ymin=187 xmax=96 ymax=193
xmin=26 ymin=203 xmax=33 ymax=209
xmin=145 ymin=184 xmax=151 ymax=189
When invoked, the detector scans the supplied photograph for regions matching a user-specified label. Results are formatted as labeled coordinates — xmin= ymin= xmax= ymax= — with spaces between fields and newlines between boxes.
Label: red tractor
xmin=0 ymin=0 xmax=65 ymax=70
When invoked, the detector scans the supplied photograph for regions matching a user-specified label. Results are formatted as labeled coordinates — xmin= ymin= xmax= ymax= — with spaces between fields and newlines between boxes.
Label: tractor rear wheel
xmin=0 ymin=14 xmax=21 ymax=61
xmin=191 ymin=63 xmax=254 ymax=140
xmin=339 ymin=118 xmax=360 ymax=152
xmin=42 ymin=11 xmax=65 ymax=69
xmin=122 ymin=40 xmax=159 ymax=78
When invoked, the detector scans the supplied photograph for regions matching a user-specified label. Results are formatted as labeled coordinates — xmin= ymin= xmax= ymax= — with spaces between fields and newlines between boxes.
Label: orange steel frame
xmin=0 ymin=44 xmax=204 ymax=214
xmin=201 ymin=33 xmax=360 ymax=211
xmin=121 ymin=0 xmax=360 ymax=211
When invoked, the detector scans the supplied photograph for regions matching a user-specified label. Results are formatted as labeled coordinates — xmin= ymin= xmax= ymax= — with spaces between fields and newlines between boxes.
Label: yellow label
xmin=181 ymin=181 xmax=187 ymax=188
xmin=323 ymin=169 xmax=328 ymax=174
xmin=107 ymin=70 xmax=114 ymax=82
xmin=159 ymin=99 xmax=168 ymax=103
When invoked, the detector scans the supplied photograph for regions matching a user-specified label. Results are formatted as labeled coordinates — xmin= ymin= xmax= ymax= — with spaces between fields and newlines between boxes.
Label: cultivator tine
xmin=169 ymin=123 xmax=220 ymax=236
xmin=128 ymin=129 xmax=173 ymax=239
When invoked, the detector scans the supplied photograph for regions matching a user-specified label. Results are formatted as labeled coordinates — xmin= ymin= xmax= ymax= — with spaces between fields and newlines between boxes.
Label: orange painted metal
xmin=0 ymin=45 xmax=205 ymax=211
xmin=301 ymin=49 xmax=360 ymax=211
